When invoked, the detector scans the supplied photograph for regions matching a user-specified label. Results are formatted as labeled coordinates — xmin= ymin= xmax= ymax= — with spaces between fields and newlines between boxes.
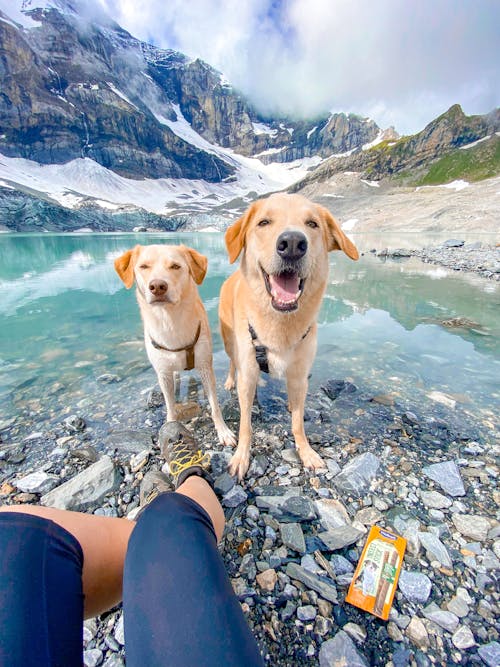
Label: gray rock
xmin=41 ymin=456 xmax=122 ymax=511
xmin=318 ymin=525 xmax=364 ymax=551
xmin=443 ymin=239 xmax=465 ymax=247
xmin=420 ymin=490 xmax=452 ymax=509
xmin=446 ymin=596 xmax=469 ymax=618
xmin=222 ymin=485 xmax=248 ymax=508
xmin=103 ymin=657 xmax=125 ymax=667
xmin=418 ymin=531 xmax=453 ymax=567
xmin=398 ymin=570 xmax=432 ymax=604
xmin=14 ymin=470 xmax=60 ymax=494
xmin=297 ymin=605 xmax=317 ymax=621
xmin=84 ymin=648 xmax=103 ymax=667
xmin=214 ymin=472 xmax=235 ymax=495
xmin=422 ymin=602 xmax=459 ymax=632
xmin=315 ymin=498 xmax=350 ymax=530
xmin=326 ymin=459 xmax=341 ymax=476
xmin=451 ymin=625 xmax=476 ymax=649
xmin=280 ymin=522 xmax=306 ymax=554
xmin=343 ymin=622 xmax=367 ymax=643
xmin=452 ymin=513 xmax=491 ymax=541
xmin=319 ymin=630 xmax=368 ymax=667
xmin=330 ymin=554 xmax=354 ymax=575
xmin=107 ymin=429 xmax=154 ymax=453
xmin=286 ymin=562 xmax=338 ymax=603
xmin=96 ymin=373 xmax=121 ymax=383
xmin=334 ymin=453 xmax=381 ymax=496
xmin=255 ymin=495 xmax=317 ymax=522
xmin=114 ymin=615 xmax=124 ymax=646
xmin=64 ymin=414 xmax=86 ymax=432
xmin=477 ymin=641 xmax=500 ymax=667
xmin=281 ymin=448 xmax=301 ymax=464
xmin=422 ymin=461 xmax=465 ymax=497
xmin=248 ymin=454 xmax=269 ymax=477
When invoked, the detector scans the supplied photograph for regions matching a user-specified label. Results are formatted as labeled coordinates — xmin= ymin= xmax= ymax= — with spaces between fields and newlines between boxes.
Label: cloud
xmin=4 ymin=0 xmax=499 ymax=134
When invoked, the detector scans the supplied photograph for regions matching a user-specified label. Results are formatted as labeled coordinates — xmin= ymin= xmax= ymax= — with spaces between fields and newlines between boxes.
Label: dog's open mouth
xmin=261 ymin=267 xmax=305 ymax=312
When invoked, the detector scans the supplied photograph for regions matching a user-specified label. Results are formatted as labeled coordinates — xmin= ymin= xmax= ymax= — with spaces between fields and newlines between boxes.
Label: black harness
xmin=248 ymin=322 xmax=311 ymax=374
xmin=150 ymin=322 xmax=201 ymax=371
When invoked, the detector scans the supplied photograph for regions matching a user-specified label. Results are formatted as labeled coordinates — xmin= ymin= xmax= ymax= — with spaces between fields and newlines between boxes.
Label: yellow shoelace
xmin=169 ymin=444 xmax=210 ymax=479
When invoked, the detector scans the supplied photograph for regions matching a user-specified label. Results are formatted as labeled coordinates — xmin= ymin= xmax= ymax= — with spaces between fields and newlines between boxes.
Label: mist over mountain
xmin=0 ymin=0 xmax=498 ymax=231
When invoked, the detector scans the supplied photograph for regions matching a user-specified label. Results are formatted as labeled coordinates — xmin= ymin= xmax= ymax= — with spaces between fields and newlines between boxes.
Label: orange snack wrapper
xmin=345 ymin=525 xmax=406 ymax=620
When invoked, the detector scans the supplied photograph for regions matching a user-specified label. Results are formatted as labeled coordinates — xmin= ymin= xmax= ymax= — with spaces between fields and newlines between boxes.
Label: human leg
xmin=0 ymin=504 xmax=134 ymax=619
xmin=123 ymin=479 xmax=264 ymax=667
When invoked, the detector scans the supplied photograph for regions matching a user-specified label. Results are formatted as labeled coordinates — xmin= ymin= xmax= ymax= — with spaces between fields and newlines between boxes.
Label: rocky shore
xmin=1 ymin=370 xmax=498 ymax=667
xmin=372 ymin=241 xmax=500 ymax=281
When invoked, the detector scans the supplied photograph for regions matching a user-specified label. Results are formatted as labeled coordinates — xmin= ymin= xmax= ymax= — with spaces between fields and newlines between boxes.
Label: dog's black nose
xmin=149 ymin=279 xmax=168 ymax=296
xmin=276 ymin=231 xmax=308 ymax=261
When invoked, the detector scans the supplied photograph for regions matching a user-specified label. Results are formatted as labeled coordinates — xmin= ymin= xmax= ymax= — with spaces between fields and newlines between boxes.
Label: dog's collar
xmin=248 ymin=322 xmax=311 ymax=374
xmin=150 ymin=322 xmax=201 ymax=371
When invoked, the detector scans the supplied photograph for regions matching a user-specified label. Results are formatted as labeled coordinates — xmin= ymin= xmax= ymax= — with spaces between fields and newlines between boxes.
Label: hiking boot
xmin=158 ymin=421 xmax=211 ymax=489
xmin=139 ymin=470 xmax=172 ymax=507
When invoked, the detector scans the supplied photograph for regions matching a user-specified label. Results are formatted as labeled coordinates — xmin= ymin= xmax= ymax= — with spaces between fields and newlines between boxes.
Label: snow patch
xmin=252 ymin=122 xmax=278 ymax=137
xmin=106 ymin=82 xmax=139 ymax=110
xmin=362 ymin=131 xmax=385 ymax=151
xmin=342 ymin=219 xmax=358 ymax=231
xmin=361 ymin=179 xmax=380 ymax=188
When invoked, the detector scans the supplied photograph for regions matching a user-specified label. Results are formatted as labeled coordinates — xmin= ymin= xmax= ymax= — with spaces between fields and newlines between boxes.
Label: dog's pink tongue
xmin=269 ymin=273 xmax=300 ymax=302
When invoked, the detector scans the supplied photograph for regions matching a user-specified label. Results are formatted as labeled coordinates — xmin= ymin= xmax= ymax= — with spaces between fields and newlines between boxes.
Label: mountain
xmin=291 ymin=105 xmax=500 ymax=191
xmin=0 ymin=1 xmax=379 ymax=189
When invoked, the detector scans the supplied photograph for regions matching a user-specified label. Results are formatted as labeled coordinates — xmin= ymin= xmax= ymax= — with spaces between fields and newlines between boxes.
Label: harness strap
xmin=150 ymin=321 xmax=201 ymax=371
xmin=248 ymin=323 xmax=312 ymax=374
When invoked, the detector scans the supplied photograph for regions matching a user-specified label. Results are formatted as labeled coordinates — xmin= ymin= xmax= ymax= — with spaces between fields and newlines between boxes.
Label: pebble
xmin=286 ymin=562 xmax=337 ymax=603
xmin=318 ymin=525 xmax=364 ymax=550
xmin=41 ymin=456 xmax=122 ymax=511
xmin=420 ymin=490 xmax=452 ymax=509
xmin=477 ymin=641 xmax=500 ymax=667
xmin=418 ymin=531 xmax=453 ymax=567
xmin=84 ymin=649 xmax=103 ymax=667
xmin=422 ymin=601 xmax=459 ymax=632
xmin=14 ymin=470 xmax=60 ymax=494
xmin=280 ymin=522 xmax=306 ymax=554
xmin=452 ymin=513 xmax=491 ymax=541
xmin=222 ymin=485 xmax=248 ymax=507
xmin=256 ymin=568 xmax=277 ymax=592
xmin=405 ymin=616 xmax=429 ymax=649
xmin=398 ymin=570 xmax=432 ymax=604
xmin=451 ymin=624 xmax=476 ymax=649
xmin=343 ymin=622 xmax=367 ymax=643
xmin=334 ymin=453 xmax=381 ymax=496
xmin=314 ymin=498 xmax=350 ymax=530
xmin=422 ymin=460 xmax=466 ymax=497
xmin=296 ymin=605 xmax=317 ymax=621
xmin=319 ymin=630 xmax=368 ymax=667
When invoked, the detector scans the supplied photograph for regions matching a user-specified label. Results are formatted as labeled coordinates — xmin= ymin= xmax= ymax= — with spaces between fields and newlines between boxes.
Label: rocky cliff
xmin=0 ymin=0 xmax=382 ymax=183
xmin=291 ymin=105 xmax=500 ymax=190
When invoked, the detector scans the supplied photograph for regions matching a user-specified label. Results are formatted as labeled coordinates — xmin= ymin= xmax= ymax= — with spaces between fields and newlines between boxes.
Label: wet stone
xmin=398 ymin=570 xmax=432 ymax=604
xmin=321 ymin=379 xmax=357 ymax=401
xmin=334 ymin=453 xmax=381 ymax=496
xmin=64 ymin=414 xmax=86 ymax=433
xmin=319 ymin=630 xmax=368 ymax=667
xmin=422 ymin=460 xmax=465 ymax=497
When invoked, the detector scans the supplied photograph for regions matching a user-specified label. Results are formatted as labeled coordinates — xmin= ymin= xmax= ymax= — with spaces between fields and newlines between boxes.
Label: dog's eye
xmin=306 ymin=220 xmax=318 ymax=229
xmin=170 ymin=263 xmax=181 ymax=270
xmin=139 ymin=264 xmax=150 ymax=269
xmin=258 ymin=219 xmax=270 ymax=227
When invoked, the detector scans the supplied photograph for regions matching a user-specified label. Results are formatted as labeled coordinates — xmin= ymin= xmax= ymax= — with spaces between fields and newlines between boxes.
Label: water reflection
xmin=0 ymin=233 xmax=498 ymax=428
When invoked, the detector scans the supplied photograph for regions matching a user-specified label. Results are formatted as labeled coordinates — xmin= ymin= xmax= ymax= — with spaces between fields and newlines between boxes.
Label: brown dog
xmin=219 ymin=193 xmax=359 ymax=478
xmin=115 ymin=244 xmax=235 ymax=446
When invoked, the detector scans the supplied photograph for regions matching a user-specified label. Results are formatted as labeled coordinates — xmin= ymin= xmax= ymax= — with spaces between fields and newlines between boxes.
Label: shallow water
xmin=0 ymin=232 xmax=498 ymax=448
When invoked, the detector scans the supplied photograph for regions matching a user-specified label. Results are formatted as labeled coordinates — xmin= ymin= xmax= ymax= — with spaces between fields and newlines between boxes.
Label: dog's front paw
xmin=217 ymin=423 xmax=237 ymax=448
xmin=224 ymin=376 xmax=235 ymax=391
xmin=299 ymin=447 xmax=326 ymax=471
xmin=228 ymin=450 xmax=250 ymax=480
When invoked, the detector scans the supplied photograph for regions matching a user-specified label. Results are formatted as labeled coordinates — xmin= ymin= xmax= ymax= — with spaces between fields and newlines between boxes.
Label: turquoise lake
xmin=0 ymin=232 xmax=499 ymax=450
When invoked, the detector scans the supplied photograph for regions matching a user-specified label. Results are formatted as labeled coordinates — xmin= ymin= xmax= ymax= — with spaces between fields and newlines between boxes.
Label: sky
xmin=3 ymin=0 xmax=499 ymax=134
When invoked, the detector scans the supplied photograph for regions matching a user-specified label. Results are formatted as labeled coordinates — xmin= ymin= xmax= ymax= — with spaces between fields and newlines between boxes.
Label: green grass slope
xmin=417 ymin=134 xmax=500 ymax=185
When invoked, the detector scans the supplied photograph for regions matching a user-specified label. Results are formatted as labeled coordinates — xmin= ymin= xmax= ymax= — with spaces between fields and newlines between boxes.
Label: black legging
xmin=0 ymin=493 xmax=264 ymax=666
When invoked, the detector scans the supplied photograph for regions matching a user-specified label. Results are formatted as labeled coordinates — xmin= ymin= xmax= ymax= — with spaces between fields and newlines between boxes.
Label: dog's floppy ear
xmin=180 ymin=245 xmax=208 ymax=285
xmin=114 ymin=246 xmax=140 ymax=288
xmin=225 ymin=202 xmax=258 ymax=264
xmin=319 ymin=206 xmax=359 ymax=260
